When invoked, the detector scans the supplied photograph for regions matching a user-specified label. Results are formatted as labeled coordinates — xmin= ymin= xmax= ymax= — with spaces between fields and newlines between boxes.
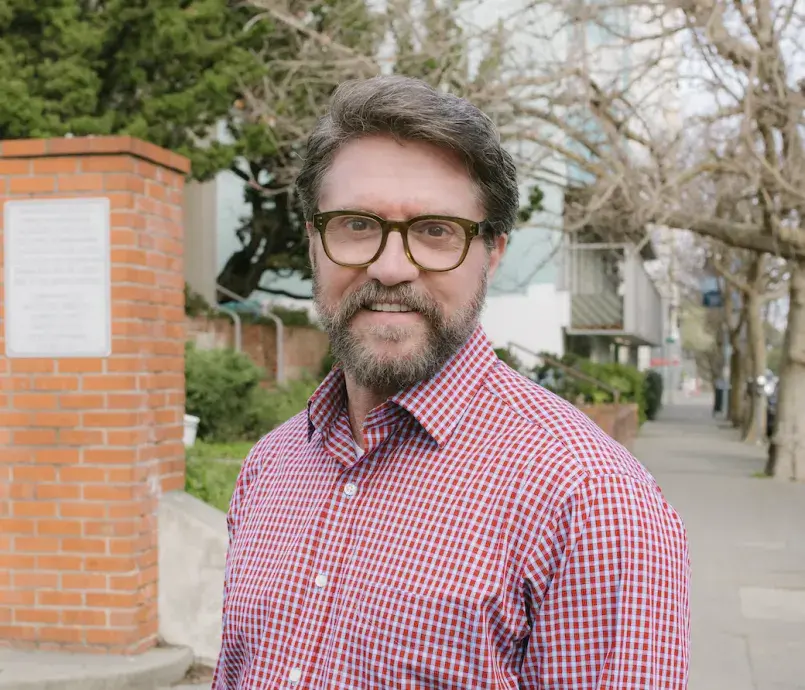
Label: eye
xmin=425 ymin=224 xmax=448 ymax=237
xmin=346 ymin=218 xmax=370 ymax=232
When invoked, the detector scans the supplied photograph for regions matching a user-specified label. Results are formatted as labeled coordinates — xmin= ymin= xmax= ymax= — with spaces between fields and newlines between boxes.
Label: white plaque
xmin=4 ymin=197 xmax=112 ymax=358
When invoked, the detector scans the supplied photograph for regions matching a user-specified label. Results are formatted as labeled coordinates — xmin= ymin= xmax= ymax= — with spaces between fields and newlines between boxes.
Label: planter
xmin=183 ymin=414 xmax=200 ymax=448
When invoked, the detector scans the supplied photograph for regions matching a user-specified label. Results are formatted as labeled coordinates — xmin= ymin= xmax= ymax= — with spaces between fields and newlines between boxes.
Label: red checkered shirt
xmin=212 ymin=327 xmax=690 ymax=689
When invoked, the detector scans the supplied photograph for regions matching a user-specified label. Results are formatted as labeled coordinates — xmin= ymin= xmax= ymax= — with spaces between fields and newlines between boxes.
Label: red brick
xmin=37 ymin=520 xmax=82 ymax=536
xmin=10 ymin=359 xmax=55 ymax=373
xmin=9 ymin=176 xmax=55 ymax=194
xmin=1 ymin=139 xmax=47 ymax=156
xmin=38 ymin=590 xmax=83 ymax=607
xmin=62 ymin=538 xmax=106 ymax=554
xmin=58 ymin=173 xmax=104 ymax=191
xmin=36 ymin=484 xmax=81 ymax=500
xmin=13 ymin=466 xmax=57 ymax=482
xmin=63 ymin=609 xmax=107 ymax=626
xmin=60 ymin=394 xmax=106 ymax=410
xmin=57 ymin=359 xmax=104 ymax=373
xmin=13 ymin=394 xmax=58 ymax=410
xmin=15 ymin=608 xmax=60 ymax=624
xmin=32 ymin=412 xmax=81 ymax=427
xmin=33 ymin=158 xmax=77 ymax=174
xmin=12 ymin=501 xmax=57 ymax=519
xmin=0 ymin=159 xmax=31 ymax=174
xmin=62 ymin=573 xmax=107 ymax=590
xmin=82 ymin=156 xmax=136 ymax=173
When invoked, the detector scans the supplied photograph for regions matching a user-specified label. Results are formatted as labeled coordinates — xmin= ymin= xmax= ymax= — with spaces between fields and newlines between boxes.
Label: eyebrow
xmin=330 ymin=206 xmax=469 ymax=219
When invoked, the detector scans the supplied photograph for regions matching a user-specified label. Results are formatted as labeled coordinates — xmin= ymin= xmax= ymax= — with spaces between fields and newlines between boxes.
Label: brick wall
xmin=578 ymin=403 xmax=639 ymax=450
xmin=0 ymin=136 xmax=189 ymax=653
xmin=187 ymin=315 xmax=330 ymax=383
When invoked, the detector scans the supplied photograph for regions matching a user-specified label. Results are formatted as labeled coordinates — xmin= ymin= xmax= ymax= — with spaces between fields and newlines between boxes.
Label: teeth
xmin=368 ymin=303 xmax=412 ymax=313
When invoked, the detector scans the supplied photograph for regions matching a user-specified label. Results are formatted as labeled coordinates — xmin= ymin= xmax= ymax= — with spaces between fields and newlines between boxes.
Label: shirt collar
xmin=307 ymin=325 xmax=498 ymax=448
xmin=389 ymin=325 xmax=497 ymax=447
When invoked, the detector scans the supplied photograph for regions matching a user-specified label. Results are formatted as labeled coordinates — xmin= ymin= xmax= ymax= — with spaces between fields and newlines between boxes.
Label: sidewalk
xmin=634 ymin=396 xmax=805 ymax=690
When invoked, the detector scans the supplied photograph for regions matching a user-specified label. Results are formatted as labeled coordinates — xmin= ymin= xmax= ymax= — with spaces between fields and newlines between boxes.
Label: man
xmin=212 ymin=75 xmax=690 ymax=689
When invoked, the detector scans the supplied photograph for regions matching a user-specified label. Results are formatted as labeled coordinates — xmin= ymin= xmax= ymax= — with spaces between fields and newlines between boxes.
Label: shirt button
xmin=343 ymin=482 xmax=358 ymax=498
xmin=288 ymin=667 xmax=302 ymax=683
xmin=314 ymin=573 xmax=328 ymax=589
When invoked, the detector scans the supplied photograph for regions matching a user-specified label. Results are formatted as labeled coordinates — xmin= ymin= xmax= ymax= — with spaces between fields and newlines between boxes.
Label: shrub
xmin=185 ymin=343 xmax=321 ymax=443
xmin=185 ymin=342 xmax=264 ymax=442
xmin=533 ymin=354 xmax=649 ymax=424
xmin=643 ymin=370 xmax=664 ymax=420
xmin=244 ymin=378 xmax=320 ymax=439
xmin=319 ymin=347 xmax=336 ymax=378
xmin=494 ymin=347 xmax=523 ymax=371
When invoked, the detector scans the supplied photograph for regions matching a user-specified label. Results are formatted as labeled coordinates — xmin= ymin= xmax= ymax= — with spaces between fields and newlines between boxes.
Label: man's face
xmin=309 ymin=135 xmax=507 ymax=393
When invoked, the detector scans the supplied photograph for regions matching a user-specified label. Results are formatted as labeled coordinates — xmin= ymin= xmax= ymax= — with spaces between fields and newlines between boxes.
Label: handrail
xmin=216 ymin=284 xmax=285 ymax=384
xmin=506 ymin=341 xmax=621 ymax=403
xmin=217 ymin=305 xmax=242 ymax=353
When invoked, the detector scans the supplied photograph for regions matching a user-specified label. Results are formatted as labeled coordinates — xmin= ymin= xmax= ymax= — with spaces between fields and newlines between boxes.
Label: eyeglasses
xmin=311 ymin=210 xmax=492 ymax=272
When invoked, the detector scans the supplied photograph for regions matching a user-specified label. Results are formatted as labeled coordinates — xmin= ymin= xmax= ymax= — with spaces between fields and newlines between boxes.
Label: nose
xmin=365 ymin=231 xmax=420 ymax=286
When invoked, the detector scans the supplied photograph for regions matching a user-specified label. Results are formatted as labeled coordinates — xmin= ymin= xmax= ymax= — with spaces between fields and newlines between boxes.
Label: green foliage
xmin=319 ymin=347 xmax=336 ymax=379
xmin=185 ymin=341 xmax=319 ymax=443
xmin=517 ymin=185 xmax=546 ymax=224
xmin=533 ymin=354 xmax=649 ymax=424
xmin=643 ymin=370 xmax=664 ymax=421
xmin=185 ymin=442 xmax=247 ymax=512
xmin=244 ymin=378 xmax=320 ymax=439
xmin=185 ymin=342 xmax=265 ymax=442
xmin=0 ymin=0 xmax=267 ymax=180
xmin=185 ymin=284 xmax=215 ymax=318
xmin=494 ymin=347 xmax=523 ymax=371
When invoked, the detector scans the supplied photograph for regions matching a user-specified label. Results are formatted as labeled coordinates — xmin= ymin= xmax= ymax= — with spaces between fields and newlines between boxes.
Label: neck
xmin=344 ymin=374 xmax=394 ymax=449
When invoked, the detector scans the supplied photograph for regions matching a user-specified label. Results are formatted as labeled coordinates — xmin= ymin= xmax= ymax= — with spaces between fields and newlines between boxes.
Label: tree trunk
xmin=743 ymin=292 xmax=767 ymax=443
xmin=766 ymin=258 xmax=805 ymax=480
xmin=728 ymin=343 xmax=746 ymax=427
xmin=216 ymin=248 xmax=266 ymax=303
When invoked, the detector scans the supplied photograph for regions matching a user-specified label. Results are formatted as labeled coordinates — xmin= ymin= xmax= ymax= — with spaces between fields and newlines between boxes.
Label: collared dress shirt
xmin=212 ymin=327 xmax=690 ymax=689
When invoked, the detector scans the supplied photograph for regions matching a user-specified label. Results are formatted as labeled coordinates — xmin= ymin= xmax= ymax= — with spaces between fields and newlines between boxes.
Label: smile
xmin=366 ymin=303 xmax=413 ymax=313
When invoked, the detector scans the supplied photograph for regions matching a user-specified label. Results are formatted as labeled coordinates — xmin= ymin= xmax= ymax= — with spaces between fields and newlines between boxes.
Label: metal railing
xmin=507 ymin=341 xmax=621 ymax=403
xmin=215 ymin=284 xmax=285 ymax=384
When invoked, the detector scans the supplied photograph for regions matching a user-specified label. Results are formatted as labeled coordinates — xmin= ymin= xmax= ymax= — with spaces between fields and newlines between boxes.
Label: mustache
xmin=337 ymin=282 xmax=441 ymax=322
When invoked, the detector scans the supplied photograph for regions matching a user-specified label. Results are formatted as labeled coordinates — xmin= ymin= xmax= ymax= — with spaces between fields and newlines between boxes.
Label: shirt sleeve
xmin=518 ymin=473 xmax=691 ymax=689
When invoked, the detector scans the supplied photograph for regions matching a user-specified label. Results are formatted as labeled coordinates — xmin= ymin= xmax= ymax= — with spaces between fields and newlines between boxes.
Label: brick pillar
xmin=0 ymin=137 xmax=189 ymax=653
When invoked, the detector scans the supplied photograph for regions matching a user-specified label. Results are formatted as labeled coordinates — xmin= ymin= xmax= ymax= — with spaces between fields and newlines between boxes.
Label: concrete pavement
xmin=635 ymin=396 xmax=805 ymax=690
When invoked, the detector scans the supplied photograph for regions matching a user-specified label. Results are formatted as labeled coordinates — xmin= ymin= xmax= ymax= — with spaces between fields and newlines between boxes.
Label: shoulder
xmin=483 ymin=360 xmax=656 ymax=486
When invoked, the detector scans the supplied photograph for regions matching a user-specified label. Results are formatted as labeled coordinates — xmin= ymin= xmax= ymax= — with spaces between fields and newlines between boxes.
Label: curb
xmin=0 ymin=646 xmax=193 ymax=690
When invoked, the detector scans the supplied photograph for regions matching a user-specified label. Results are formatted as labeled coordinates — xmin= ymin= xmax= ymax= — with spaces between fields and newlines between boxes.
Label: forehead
xmin=318 ymin=135 xmax=483 ymax=219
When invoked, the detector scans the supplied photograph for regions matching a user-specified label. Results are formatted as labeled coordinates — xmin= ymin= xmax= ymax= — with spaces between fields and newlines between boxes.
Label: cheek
xmin=316 ymin=260 xmax=362 ymax=301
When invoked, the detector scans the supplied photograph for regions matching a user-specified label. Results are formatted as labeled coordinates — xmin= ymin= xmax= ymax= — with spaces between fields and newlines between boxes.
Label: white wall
xmin=482 ymin=283 xmax=570 ymax=367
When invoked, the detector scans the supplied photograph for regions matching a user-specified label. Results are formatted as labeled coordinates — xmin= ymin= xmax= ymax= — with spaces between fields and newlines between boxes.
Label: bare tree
xmin=216 ymin=0 xmax=524 ymax=300
xmin=709 ymin=246 xmax=789 ymax=441
xmin=507 ymin=0 xmax=805 ymax=480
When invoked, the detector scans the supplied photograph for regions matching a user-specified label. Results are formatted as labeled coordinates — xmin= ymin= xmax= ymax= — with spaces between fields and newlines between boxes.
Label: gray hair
xmin=295 ymin=75 xmax=519 ymax=238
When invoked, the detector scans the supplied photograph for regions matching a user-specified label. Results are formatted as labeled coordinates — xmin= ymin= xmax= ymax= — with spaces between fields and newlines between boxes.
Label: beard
xmin=313 ymin=271 xmax=488 ymax=394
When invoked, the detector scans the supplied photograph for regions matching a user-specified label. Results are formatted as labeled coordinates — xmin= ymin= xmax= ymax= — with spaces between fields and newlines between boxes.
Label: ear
xmin=487 ymin=233 xmax=508 ymax=282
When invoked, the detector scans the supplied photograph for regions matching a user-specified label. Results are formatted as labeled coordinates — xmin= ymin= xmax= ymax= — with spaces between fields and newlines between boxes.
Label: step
xmin=0 ymin=646 xmax=193 ymax=690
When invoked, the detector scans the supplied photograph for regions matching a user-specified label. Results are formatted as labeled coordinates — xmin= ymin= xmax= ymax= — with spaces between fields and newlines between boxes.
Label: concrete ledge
xmin=158 ymin=492 xmax=227 ymax=666
xmin=0 ymin=646 xmax=193 ymax=690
